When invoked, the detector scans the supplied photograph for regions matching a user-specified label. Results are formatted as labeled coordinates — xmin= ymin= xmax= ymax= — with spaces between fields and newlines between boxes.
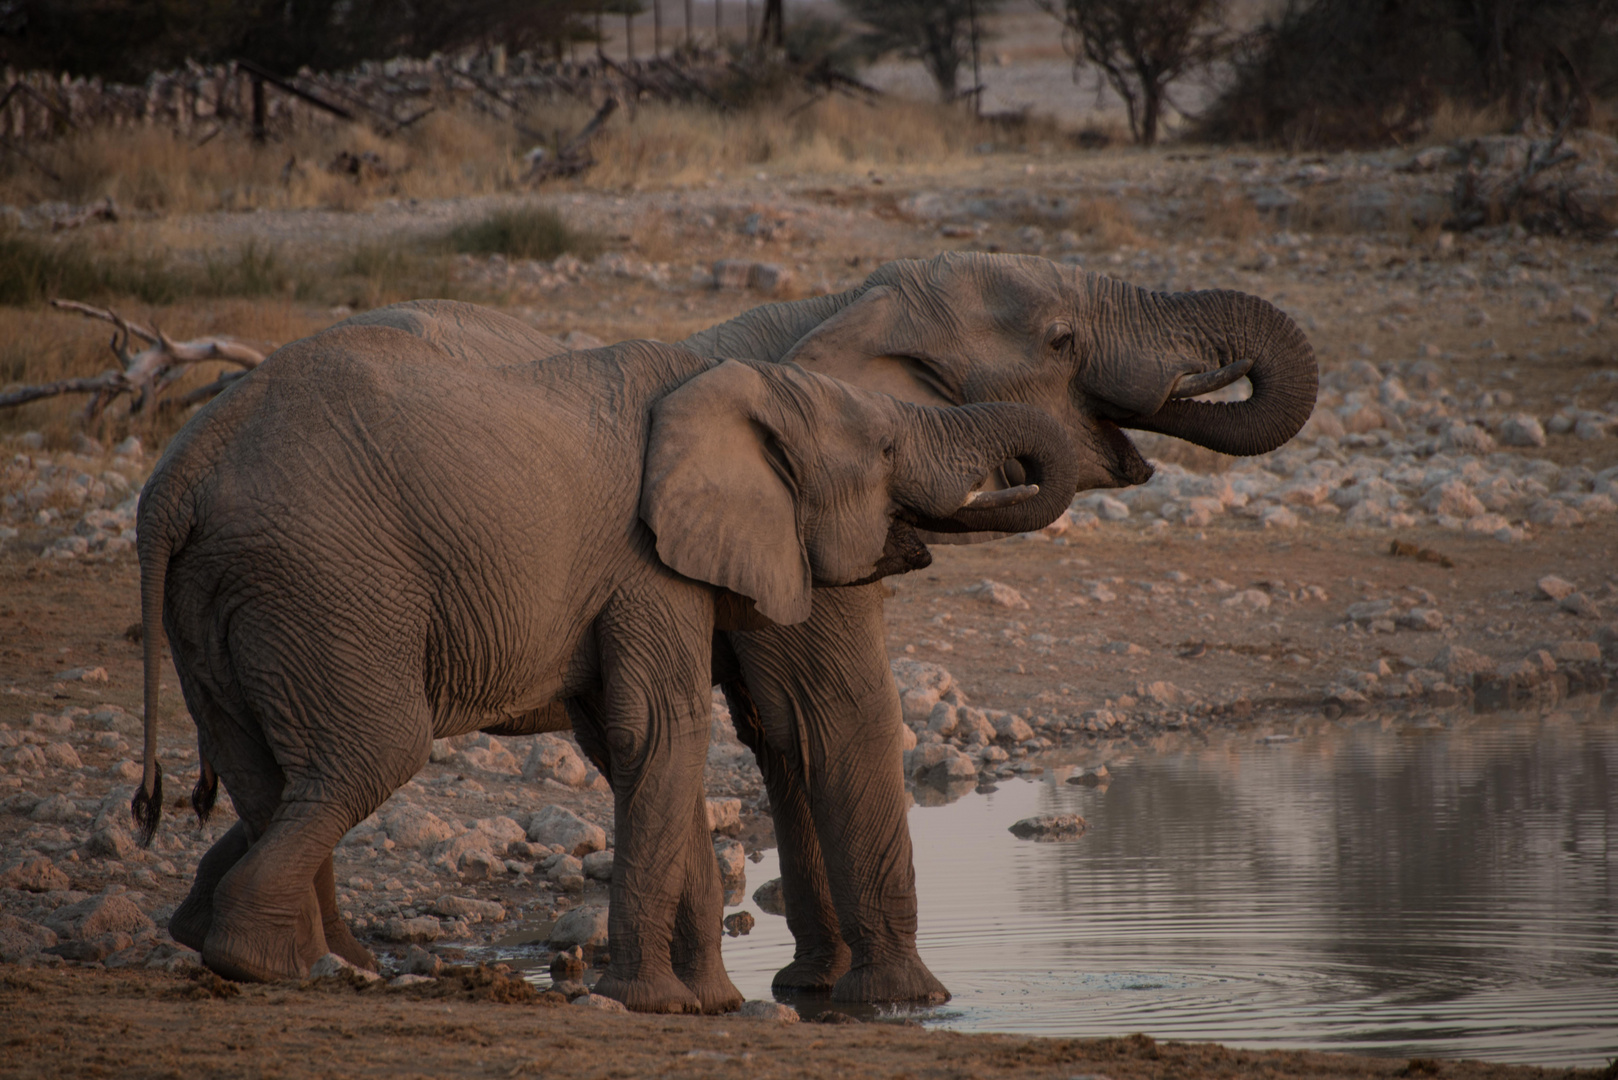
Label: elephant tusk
xmin=1169 ymin=354 xmax=1255 ymax=400
xmin=960 ymin=484 xmax=1039 ymax=511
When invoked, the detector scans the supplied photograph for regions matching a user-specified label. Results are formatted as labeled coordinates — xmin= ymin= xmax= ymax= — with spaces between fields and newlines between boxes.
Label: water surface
xmin=721 ymin=706 xmax=1618 ymax=1067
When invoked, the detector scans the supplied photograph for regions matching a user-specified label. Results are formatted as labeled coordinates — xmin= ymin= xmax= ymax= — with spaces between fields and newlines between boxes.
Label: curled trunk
xmin=894 ymin=402 xmax=1080 ymax=536
xmin=1099 ymin=287 xmax=1318 ymax=458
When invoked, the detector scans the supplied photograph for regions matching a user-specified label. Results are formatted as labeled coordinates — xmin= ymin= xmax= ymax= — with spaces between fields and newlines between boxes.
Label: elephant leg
xmin=732 ymin=583 xmax=949 ymax=1004
xmin=721 ymin=677 xmax=850 ymax=993
xmin=314 ymin=855 xmax=377 ymax=971
xmin=200 ymin=689 xmax=425 ymax=982
xmin=670 ymin=790 xmax=743 ymax=1013
xmin=169 ymin=819 xmax=251 ymax=952
xmin=586 ymin=587 xmax=724 ymax=1014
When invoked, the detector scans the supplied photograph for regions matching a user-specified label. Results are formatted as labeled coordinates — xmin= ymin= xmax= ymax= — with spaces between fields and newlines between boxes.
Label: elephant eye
xmin=879 ymin=439 xmax=896 ymax=462
xmin=1049 ymin=331 xmax=1073 ymax=354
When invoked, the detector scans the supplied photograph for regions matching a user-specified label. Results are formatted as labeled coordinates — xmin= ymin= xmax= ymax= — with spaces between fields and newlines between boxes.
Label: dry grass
xmin=0 ymin=110 xmax=524 ymax=214
xmin=0 ymin=301 xmax=329 ymax=447
xmin=1062 ymin=195 xmax=1146 ymax=247
xmin=1421 ymin=98 xmax=1510 ymax=145
xmin=1198 ymin=186 xmax=1266 ymax=242
xmin=1 ymin=97 xmax=1008 ymax=216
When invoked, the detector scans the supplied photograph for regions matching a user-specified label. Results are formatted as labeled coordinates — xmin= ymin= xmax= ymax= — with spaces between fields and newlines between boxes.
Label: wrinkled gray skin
xmin=133 ymin=301 xmax=1082 ymax=1012
xmin=676 ymin=252 xmax=1318 ymax=1004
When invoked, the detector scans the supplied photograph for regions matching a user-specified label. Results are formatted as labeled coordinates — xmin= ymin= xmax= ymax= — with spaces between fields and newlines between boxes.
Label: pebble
xmin=571 ymin=993 xmax=629 ymax=1013
xmin=704 ymin=797 xmax=742 ymax=835
xmin=1008 ymin=814 xmax=1087 ymax=840
xmin=714 ymin=838 xmax=747 ymax=892
xmin=1560 ymin=593 xmax=1602 ymax=618
xmin=737 ymin=1000 xmax=799 ymax=1022
xmin=581 ymin=850 xmax=614 ymax=881
xmin=963 ymin=579 xmax=1029 ymax=609
xmin=308 ymin=953 xmax=381 ymax=982
xmin=0 ymin=857 xmax=70 ymax=892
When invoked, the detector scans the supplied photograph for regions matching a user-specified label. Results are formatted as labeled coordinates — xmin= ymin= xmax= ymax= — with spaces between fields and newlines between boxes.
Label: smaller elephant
xmin=131 ymin=302 xmax=1080 ymax=1012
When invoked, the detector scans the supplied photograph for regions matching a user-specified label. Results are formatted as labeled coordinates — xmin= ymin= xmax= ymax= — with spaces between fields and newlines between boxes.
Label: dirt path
xmin=3 ymin=965 xmax=1604 ymax=1080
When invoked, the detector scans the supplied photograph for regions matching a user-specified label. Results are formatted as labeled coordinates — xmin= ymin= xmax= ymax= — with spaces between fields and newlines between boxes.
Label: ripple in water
xmin=720 ymin=706 xmax=1618 ymax=1067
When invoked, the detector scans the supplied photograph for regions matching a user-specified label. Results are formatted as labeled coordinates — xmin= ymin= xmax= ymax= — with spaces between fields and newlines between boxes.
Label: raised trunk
xmin=894 ymin=402 xmax=1080 ymax=536
xmin=1105 ymin=287 xmax=1318 ymax=458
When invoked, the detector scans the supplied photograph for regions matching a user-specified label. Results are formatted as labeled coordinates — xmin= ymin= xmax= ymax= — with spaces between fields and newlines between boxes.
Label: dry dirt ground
xmin=2 ymin=136 xmax=1617 ymax=1078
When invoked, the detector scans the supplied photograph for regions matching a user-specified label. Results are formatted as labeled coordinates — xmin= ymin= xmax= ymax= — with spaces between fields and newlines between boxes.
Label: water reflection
xmin=720 ymin=704 xmax=1618 ymax=1067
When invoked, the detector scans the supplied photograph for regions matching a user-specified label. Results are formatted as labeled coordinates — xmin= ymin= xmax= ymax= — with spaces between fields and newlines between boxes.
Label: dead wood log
xmin=524 ymin=97 xmax=619 ymax=183
xmin=0 ymin=300 xmax=271 ymax=421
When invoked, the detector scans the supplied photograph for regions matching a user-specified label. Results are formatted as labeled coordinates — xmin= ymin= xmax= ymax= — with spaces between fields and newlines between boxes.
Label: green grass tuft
xmin=447 ymin=206 xmax=599 ymax=261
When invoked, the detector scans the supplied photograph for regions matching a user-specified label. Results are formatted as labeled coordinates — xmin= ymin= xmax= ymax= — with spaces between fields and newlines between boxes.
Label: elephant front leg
xmin=732 ymin=584 xmax=949 ymax=1004
xmin=670 ymin=790 xmax=743 ymax=1013
xmin=587 ymin=592 xmax=728 ymax=1014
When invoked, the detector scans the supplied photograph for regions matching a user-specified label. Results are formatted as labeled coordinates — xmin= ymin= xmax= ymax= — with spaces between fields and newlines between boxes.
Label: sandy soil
xmin=3 ymin=125 xmax=1617 ymax=1077
xmin=1 ymin=964 xmax=1608 ymax=1080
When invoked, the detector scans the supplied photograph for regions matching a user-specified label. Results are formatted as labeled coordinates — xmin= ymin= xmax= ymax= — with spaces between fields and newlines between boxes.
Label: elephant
xmin=667 ymin=252 xmax=1318 ymax=1004
xmin=129 ymin=301 xmax=1082 ymax=1012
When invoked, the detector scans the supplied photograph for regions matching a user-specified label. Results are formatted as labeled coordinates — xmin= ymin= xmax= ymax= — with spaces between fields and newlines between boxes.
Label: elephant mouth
xmin=832 ymin=519 xmax=934 ymax=588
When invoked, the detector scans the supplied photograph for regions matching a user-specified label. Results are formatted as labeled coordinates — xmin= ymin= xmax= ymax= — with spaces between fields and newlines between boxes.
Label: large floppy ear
xmin=779 ymin=285 xmax=955 ymax=407
xmin=641 ymin=360 xmax=812 ymax=626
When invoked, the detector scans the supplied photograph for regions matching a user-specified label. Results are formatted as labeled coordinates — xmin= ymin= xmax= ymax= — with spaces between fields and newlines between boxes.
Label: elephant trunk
xmin=894 ymin=402 xmax=1080 ymax=535
xmin=1089 ymin=284 xmax=1318 ymax=458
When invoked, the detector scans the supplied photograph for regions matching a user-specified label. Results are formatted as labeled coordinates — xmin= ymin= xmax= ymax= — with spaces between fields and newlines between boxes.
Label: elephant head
xmin=686 ymin=252 xmax=1317 ymax=497
xmin=641 ymin=359 xmax=1078 ymax=625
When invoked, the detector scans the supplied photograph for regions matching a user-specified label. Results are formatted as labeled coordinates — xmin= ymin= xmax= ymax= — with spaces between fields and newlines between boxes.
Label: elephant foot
xmin=168 ymin=888 xmax=213 ymax=953
xmin=593 ymin=970 xmax=703 ymax=1014
xmin=831 ymin=955 xmax=950 ymax=1004
xmin=203 ymin=892 xmax=327 ymax=983
xmin=321 ymin=914 xmax=377 ymax=972
xmin=771 ymin=945 xmax=852 ymax=994
xmin=679 ymin=969 xmax=744 ymax=1014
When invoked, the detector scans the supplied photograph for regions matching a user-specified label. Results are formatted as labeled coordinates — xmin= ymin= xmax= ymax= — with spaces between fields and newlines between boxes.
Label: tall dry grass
xmin=0 ymin=96 xmax=1005 ymax=215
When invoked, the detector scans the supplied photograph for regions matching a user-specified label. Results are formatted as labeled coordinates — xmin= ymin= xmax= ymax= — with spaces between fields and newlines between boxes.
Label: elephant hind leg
xmin=170 ymin=818 xmax=251 ymax=952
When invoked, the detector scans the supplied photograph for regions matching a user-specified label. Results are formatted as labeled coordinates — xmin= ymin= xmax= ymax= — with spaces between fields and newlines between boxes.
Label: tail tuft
xmin=131 ymin=763 xmax=163 ymax=847
xmin=191 ymin=761 xmax=218 ymax=826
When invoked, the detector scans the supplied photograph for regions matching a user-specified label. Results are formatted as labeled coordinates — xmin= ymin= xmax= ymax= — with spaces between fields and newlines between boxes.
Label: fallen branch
xmin=0 ymin=300 xmax=272 ymax=421
xmin=524 ymin=97 xmax=619 ymax=183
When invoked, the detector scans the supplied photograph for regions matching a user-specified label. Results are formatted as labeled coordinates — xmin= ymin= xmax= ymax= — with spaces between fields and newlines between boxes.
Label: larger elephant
xmin=678 ymin=252 xmax=1317 ymax=1003
xmin=131 ymin=305 xmax=1081 ymax=1011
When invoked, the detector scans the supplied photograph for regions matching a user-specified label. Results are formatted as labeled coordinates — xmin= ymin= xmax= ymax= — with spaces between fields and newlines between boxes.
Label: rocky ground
xmin=2 ymin=125 xmax=1617 ymax=1075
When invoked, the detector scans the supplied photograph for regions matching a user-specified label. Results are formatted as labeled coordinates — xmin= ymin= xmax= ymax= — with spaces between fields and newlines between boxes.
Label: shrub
xmin=446 ymin=206 xmax=600 ymax=261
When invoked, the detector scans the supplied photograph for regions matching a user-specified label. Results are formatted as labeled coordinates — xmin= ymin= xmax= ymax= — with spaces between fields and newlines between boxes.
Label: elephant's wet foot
xmin=830 ymin=955 xmax=950 ymax=1004
xmin=593 ymin=970 xmax=703 ymax=1014
xmin=771 ymin=945 xmax=852 ymax=994
xmin=678 ymin=968 xmax=743 ymax=1014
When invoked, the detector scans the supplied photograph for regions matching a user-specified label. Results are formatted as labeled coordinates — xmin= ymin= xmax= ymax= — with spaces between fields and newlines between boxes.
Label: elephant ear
xmin=641 ymin=360 xmax=812 ymax=626
xmin=779 ymin=285 xmax=955 ymax=407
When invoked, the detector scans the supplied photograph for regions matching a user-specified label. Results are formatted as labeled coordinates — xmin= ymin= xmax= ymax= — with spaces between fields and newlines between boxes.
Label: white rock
xmin=550 ymin=905 xmax=609 ymax=948
xmin=582 ymin=850 xmax=614 ymax=881
xmin=963 ymin=579 xmax=1029 ymax=609
xmin=523 ymin=735 xmax=589 ymax=787
xmin=705 ymin=797 xmax=742 ymax=835
xmin=1496 ymin=414 xmax=1546 ymax=447
xmin=571 ymin=993 xmax=628 ymax=1012
xmin=308 ymin=953 xmax=381 ymax=982
xmin=526 ymin=805 xmax=606 ymax=856
xmin=714 ymin=838 xmax=746 ymax=892
xmin=737 ymin=1000 xmax=799 ymax=1022
xmin=381 ymin=805 xmax=458 ymax=851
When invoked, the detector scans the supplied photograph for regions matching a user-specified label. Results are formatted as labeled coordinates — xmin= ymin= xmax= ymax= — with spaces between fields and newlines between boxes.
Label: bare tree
xmin=1042 ymin=0 xmax=1227 ymax=145
xmin=840 ymin=0 xmax=1004 ymax=102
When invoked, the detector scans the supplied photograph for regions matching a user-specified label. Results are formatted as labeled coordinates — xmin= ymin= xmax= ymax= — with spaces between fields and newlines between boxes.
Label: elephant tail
xmin=131 ymin=511 xmax=174 ymax=848
xmin=192 ymin=755 xmax=219 ymax=826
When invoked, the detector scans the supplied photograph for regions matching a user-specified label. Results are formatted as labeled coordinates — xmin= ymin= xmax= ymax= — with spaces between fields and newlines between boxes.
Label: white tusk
xmin=960 ymin=484 xmax=1039 ymax=511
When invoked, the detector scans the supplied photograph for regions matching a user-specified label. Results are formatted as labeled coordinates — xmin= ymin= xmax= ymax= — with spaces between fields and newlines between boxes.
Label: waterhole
xmin=717 ymin=705 xmax=1616 ymax=1067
